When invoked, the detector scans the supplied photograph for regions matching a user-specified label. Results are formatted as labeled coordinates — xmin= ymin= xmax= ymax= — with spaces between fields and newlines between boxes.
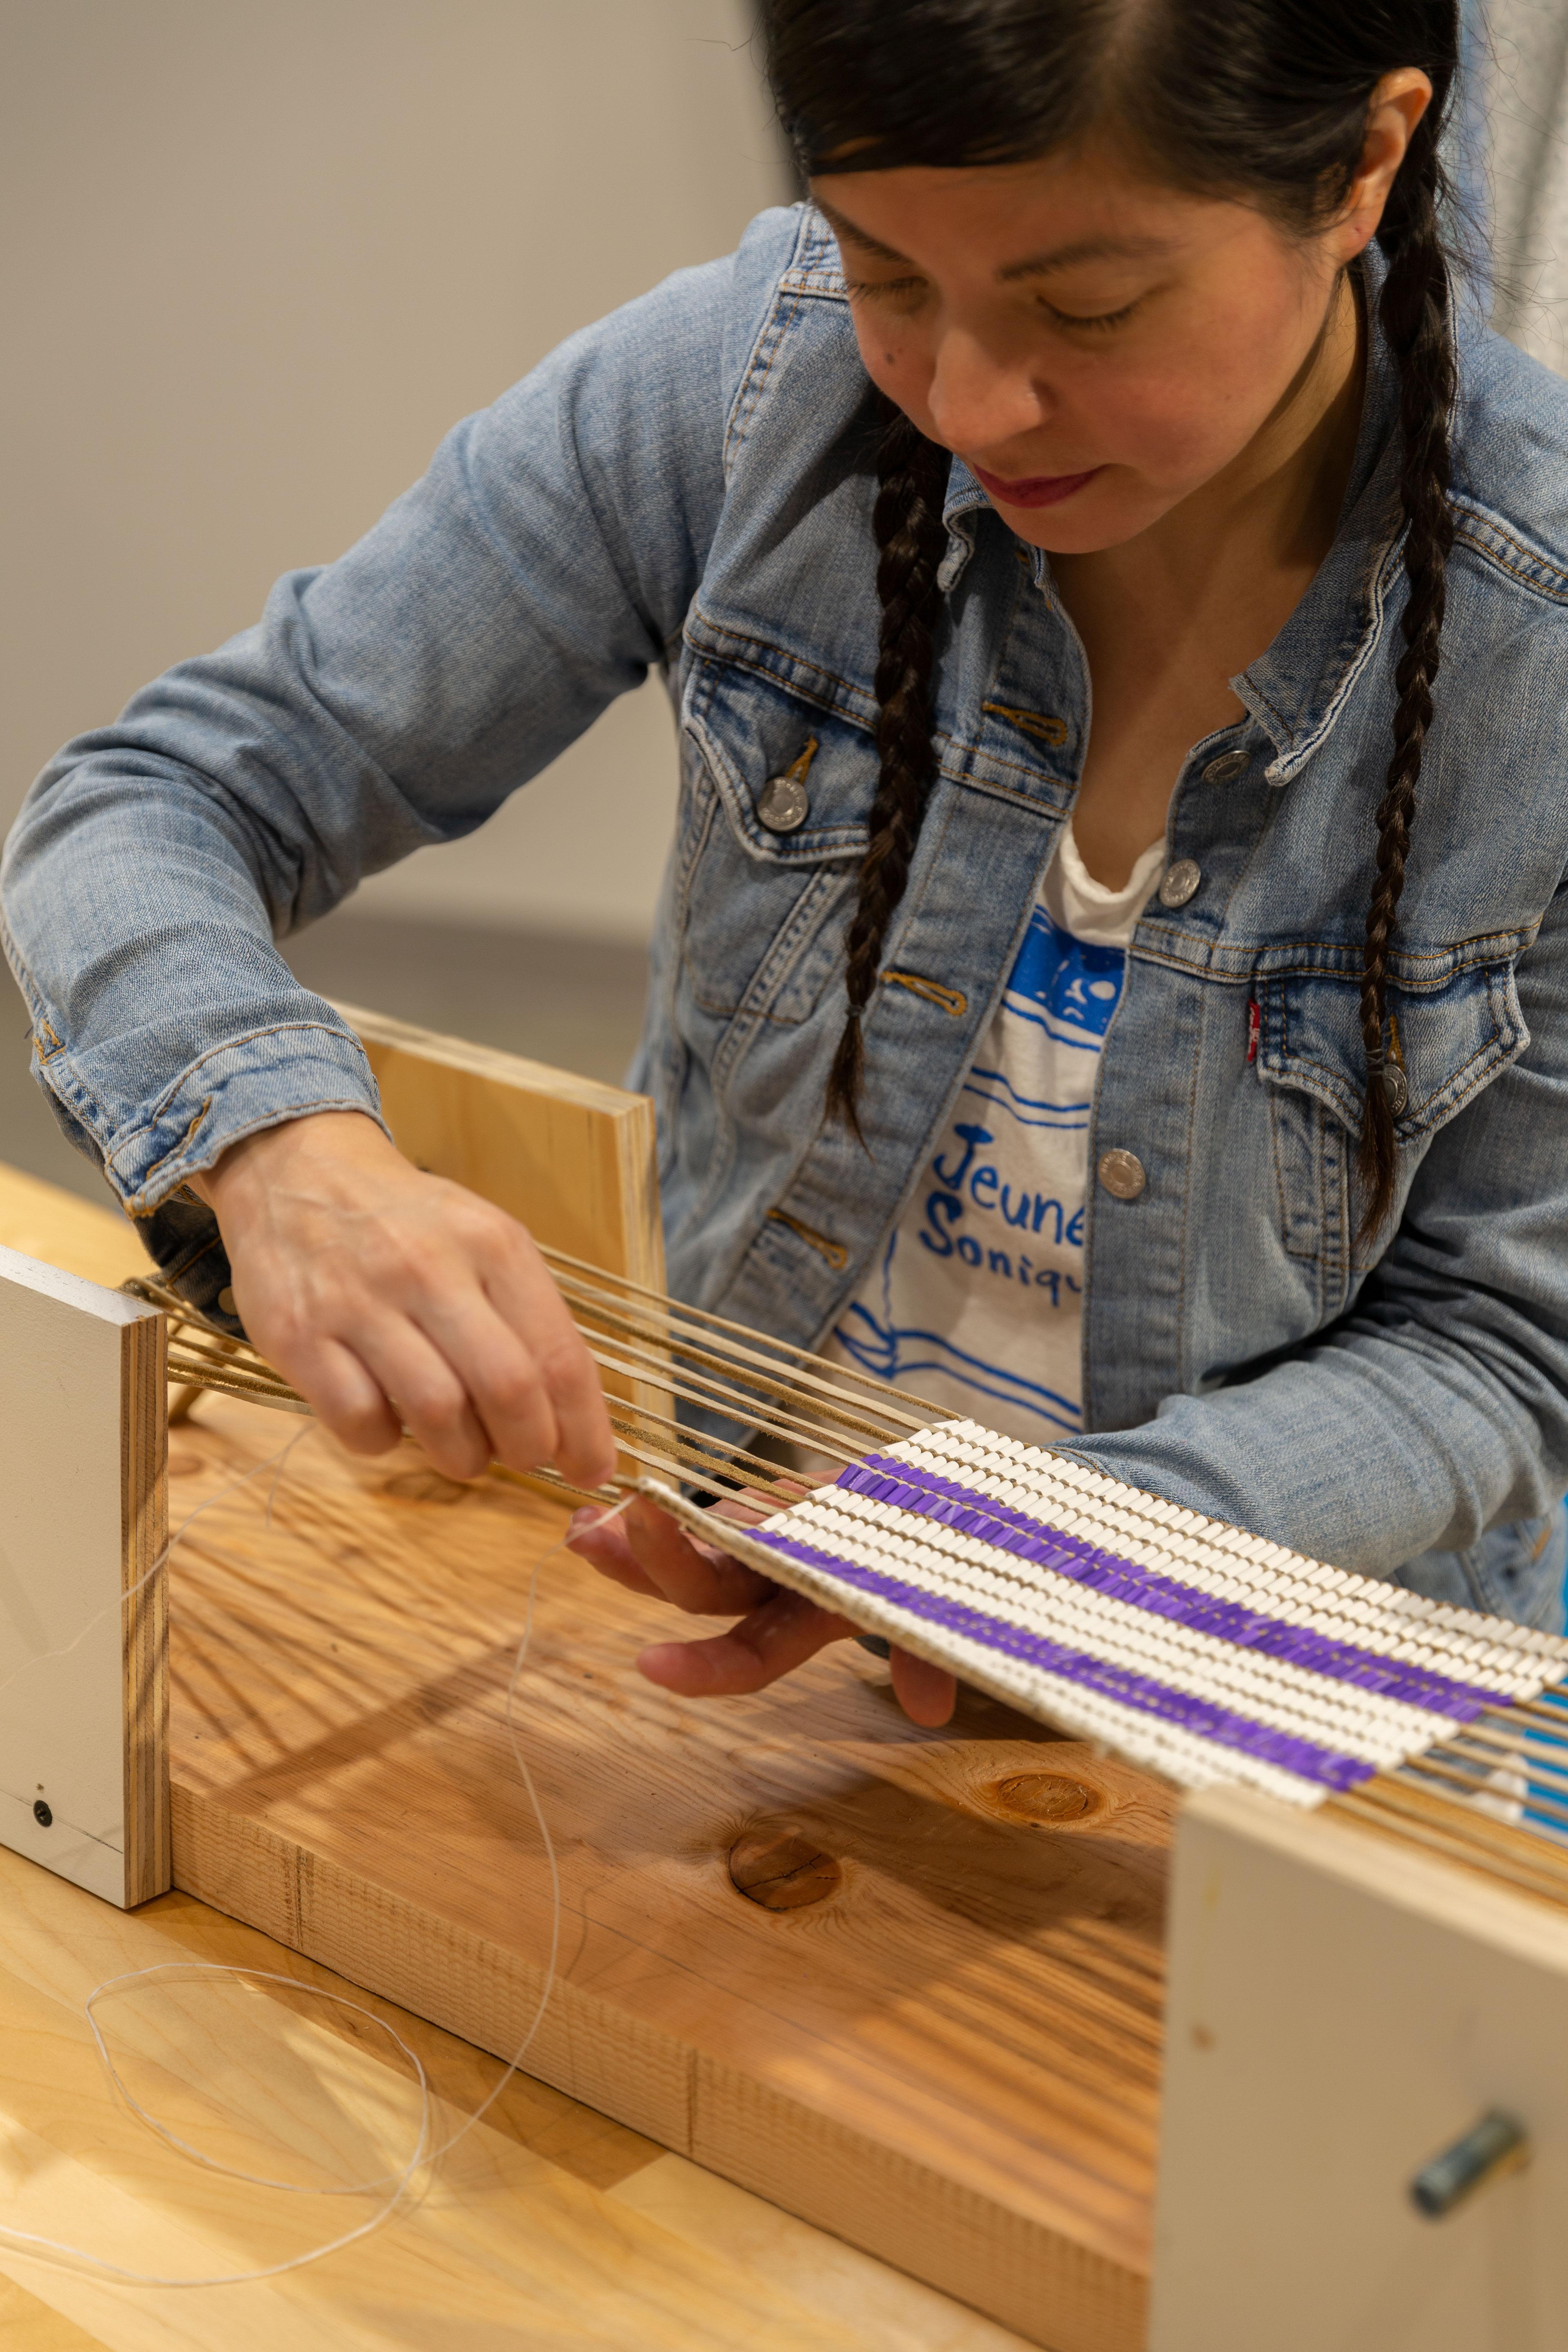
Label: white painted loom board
xmin=1151 ymin=1784 xmax=1568 ymax=2352
xmin=0 ymin=1244 xmax=167 ymax=1907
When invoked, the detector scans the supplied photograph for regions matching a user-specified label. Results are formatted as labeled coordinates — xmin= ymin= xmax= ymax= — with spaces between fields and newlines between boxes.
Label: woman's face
xmin=813 ymin=123 xmax=1406 ymax=555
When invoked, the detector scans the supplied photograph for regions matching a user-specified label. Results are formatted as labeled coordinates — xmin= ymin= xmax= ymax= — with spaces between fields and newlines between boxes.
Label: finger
xmin=339 ymin=1315 xmax=494 ymax=1481
xmin=279 ymin=1332 xmax=404 ymax=1456
xmin=409 ymin=1284 xmax=562 ymax=1479
xmin=532 ymin=1322 xmax=617 ymax=1491
xmin=889 ymin=1646 xmax=958 ymax=1728
xmin=637 ymin=1588 xmax=853 ymax=1697
xmin=621 ymin=1497 xmax=778 ymax=1616
xmin=471 ymin=1225 xmax=617 ymax=1488
xmin=566 ymin=1506 xmax=662 ymax=1598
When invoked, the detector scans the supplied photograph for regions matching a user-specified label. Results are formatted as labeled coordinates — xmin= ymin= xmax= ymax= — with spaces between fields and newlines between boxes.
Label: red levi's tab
xmin=1247 ymin=999 xmax=1261 ymax=1064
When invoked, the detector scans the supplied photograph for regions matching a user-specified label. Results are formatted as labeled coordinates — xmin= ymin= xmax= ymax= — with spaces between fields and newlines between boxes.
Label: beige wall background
xmin=0 ymin=0 xmax=788 ymax=944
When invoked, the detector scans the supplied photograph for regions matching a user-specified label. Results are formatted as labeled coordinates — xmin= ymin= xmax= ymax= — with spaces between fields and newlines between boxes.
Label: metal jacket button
xmin=1098 ymin=1148 xmax=1147 ymax=1200
xmin=1383 ymin=1063 xmax=1409 ymax=1115
xmin=1202 ymin=749 xmax=1249 ymax=785
xmin=757 ymin=771 xmax=810 ymax=833
xmin=1158 ymin=859 xmax=1201 ymax=908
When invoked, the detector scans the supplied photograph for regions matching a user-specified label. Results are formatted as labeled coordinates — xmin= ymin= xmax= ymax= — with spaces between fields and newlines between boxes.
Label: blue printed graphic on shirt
xmin=831 ymin=912 xmax=1130 ymax=1438
xmin=1000 ymin=908 xmax=1125 ymax=1049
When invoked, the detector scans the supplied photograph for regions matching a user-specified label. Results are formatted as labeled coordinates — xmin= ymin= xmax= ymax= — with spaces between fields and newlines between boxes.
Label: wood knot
xmin=984 ymin=1771 xmax=1106 ymax=1829
xmin=728 ymin=1828 xmax=842 ymax=1911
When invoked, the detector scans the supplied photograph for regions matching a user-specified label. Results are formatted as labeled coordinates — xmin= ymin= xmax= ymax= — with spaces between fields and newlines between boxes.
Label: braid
xmin=1356 ymin=114 xmax=1456 ymax=1247
xmin=826 ymin=398 xmax=951 ymax=1138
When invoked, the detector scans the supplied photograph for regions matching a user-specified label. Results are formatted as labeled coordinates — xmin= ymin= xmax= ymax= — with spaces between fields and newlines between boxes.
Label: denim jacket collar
xmin=1237 ymin=254 xmax=1412 ymax=786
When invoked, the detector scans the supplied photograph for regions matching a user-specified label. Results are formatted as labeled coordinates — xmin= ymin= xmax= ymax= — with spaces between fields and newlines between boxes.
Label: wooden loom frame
xmin=4 ymin=1002 xmax=1567 ymax=2351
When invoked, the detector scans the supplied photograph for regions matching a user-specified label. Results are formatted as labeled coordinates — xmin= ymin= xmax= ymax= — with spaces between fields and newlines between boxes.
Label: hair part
xmin=765 ymin=0 xmax=1460 ymax=1246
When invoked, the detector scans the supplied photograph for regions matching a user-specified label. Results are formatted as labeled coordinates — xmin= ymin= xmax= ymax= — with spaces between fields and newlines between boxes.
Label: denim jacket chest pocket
xmin=676 ymin=657 xmax=875 ymax=1030
xmin=1254 ymin=948 xmax=1529 ymax=1312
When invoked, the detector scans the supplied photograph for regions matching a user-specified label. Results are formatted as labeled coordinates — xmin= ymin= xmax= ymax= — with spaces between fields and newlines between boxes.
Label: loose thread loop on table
xmin=0 ymin=1455 xmax=632 ymax=2289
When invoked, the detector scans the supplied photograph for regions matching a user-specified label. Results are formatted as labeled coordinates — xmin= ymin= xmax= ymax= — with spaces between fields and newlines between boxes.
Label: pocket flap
xmin=1257 ymin=958 xmax=1528 ymax=1138
xmin=683 ymin=655 xmax=879 ymax=866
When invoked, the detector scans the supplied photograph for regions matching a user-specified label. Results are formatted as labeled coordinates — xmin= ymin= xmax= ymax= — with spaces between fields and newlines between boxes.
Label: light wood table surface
xmin=0 ymin=1840 xmax=1029 ymax=2351
xmin=0 ymin=1161 xmax=1030 ymax=2350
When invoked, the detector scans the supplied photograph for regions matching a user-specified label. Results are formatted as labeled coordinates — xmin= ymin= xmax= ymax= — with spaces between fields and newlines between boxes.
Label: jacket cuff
xmin=38 ymin=1020 xmax=388 ymax=1215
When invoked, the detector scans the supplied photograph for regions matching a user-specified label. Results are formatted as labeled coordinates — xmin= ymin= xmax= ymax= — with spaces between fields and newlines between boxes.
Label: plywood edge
xmin=611 ymin=1092 xmax=666 ymax=1292
xmin=1179 ymin=1783 xmax=1568 ymax=1971
xmin=121 ymin=1307 xmax=169 ymax=1905
xmin=336 ymin=999 xmax=655 ymax=1127
xmin=0 ymin=1238 xmax=149 ymax=1325
xmin=692 ymin=2053 xmax=1147 ymax=2352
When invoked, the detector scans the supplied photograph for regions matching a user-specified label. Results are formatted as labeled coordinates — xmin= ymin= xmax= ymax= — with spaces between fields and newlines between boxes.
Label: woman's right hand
xmin=188 ymin=1109 xmax=617 ymax=1489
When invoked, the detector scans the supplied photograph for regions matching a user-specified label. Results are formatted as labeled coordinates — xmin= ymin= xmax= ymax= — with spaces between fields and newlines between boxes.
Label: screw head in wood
xmin=32 ymin=1799 xmax=51 ymax=1827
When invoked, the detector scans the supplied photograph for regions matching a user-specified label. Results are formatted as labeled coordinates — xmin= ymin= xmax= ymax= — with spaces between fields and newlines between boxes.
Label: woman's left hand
xmin=567 ymin=1496 xmax=957 ymax=1727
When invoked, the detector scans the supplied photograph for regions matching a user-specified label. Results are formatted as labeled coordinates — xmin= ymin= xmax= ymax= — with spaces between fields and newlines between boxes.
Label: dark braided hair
xmin=1359 ymin=105 xmax=1456 ymax=1237
xmin=763 ymin=0 xmax=1460 ymax=1240
xmin=826 ymin=400 xmax=951 ymax=1135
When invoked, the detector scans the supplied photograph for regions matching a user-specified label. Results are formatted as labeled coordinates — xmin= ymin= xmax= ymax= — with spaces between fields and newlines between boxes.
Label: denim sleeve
xmin=1063 ymin=886 xmax=1568 ymax=1580
xmin=1 ymin=207 xmax=802 ymax=1216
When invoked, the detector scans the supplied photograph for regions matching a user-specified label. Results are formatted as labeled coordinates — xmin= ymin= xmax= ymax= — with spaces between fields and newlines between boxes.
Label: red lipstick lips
xmin=970 ymin=461 xmax=1103 ymax=509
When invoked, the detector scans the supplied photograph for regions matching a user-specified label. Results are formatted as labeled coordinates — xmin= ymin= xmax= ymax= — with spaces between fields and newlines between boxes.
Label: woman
xmin=7 ymin=1 xmax=1568 ymax=1729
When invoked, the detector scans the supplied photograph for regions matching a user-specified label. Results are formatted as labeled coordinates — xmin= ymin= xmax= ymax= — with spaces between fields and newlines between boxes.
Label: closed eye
xmin=1042 ymin=297 xmax=1142 ymax=333
xmin=844 ymin=275 xmax=927 ymax=303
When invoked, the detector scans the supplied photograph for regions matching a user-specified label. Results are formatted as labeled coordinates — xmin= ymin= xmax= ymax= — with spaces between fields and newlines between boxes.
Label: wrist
xmin=188 ymin=1109 xmax=391 ymax=1215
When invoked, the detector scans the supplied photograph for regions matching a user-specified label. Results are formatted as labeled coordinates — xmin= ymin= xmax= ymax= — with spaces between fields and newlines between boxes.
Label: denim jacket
xmin=7 ymin=203 xmax=1568 ymax=1627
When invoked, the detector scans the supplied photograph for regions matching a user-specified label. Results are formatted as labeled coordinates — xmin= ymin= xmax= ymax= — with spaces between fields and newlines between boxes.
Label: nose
xmin=925 ymin=326 xmax=1048 ymax=459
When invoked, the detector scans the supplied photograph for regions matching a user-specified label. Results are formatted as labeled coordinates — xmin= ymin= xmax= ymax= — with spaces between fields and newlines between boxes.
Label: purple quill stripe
xmin=754 ymin=1529 xmax=1376 ymax=1793
xmin=835 ymin=1457 xmax=1502 ymax=1722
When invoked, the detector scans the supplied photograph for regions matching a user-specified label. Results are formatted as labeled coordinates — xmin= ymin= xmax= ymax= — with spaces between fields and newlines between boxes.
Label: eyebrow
xmin=816 ymin=199 xmax=1175 ymax=282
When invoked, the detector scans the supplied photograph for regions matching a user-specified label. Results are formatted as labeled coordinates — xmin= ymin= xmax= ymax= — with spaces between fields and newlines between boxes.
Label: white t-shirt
xmin=826 ymin=825 xmax=1165 ymax=1443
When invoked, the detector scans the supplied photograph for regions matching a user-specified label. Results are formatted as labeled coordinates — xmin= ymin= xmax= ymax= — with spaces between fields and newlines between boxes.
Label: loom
xmin=139 ymin=1252 xmax=1568 ymax=1905
xmin=3 ymin=1001 xmax=1565 ymax=2351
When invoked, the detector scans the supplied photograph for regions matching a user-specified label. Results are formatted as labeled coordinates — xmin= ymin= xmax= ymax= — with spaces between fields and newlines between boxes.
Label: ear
xmin=1329 ymin=68 xmax=1435 ymax=264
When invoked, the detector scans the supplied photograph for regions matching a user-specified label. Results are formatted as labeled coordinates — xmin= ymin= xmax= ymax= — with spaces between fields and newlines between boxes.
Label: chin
xmin=1003 ymin=485 xmax=1178 ymax=556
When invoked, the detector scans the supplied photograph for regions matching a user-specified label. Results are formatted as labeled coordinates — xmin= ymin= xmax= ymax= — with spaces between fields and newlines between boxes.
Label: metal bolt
xmin=1410 ymin=2110 xmax=1528 ymax=2218
xmin=33 ymin=1799 xmax=51 ymax=1828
